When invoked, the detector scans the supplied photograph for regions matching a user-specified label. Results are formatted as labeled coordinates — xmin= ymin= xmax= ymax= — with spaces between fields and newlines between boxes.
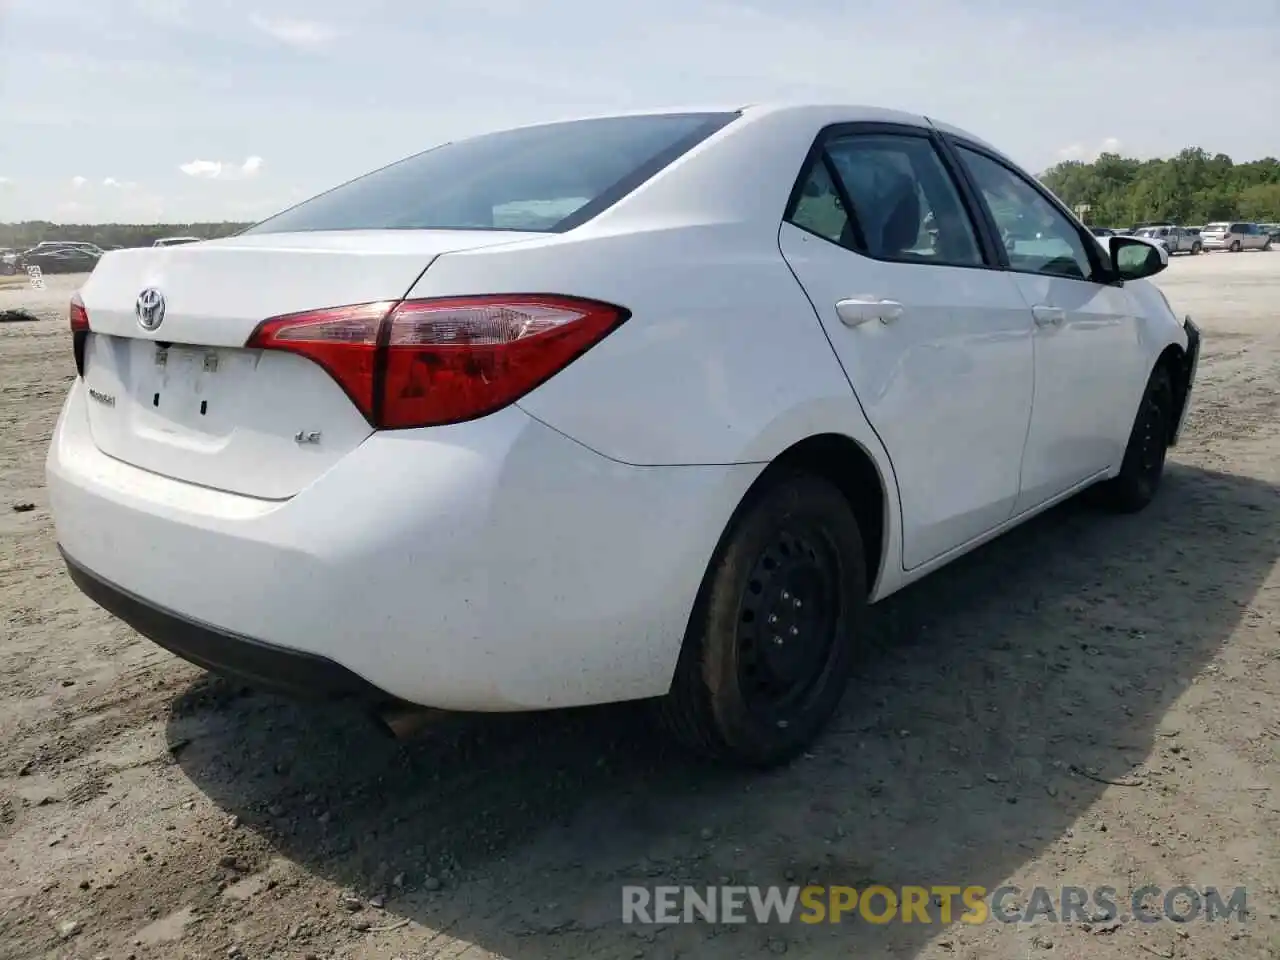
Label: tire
xmin=1090 ymin=365 xmax=1175 ymax=513
xmin=1191 ymin=243 xmax=1201 ymax=255
xmin=655 ymin=472 xmax=867 ymax=767
xmin=1264 ymin=239 xmax=1273 ymax=252
xmin=1230 ymin=240 xmax=1242 ymax=252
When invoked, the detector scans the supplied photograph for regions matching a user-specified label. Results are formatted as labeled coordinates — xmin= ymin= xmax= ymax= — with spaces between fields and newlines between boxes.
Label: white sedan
xmin=48 ymin=104 xmax=1200 ymax=767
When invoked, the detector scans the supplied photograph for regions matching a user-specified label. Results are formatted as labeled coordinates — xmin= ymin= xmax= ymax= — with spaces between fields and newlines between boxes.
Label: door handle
xmin=836 ymin=298 xmax=905 ymax=327
xmin=1031 ymin=305 xmax=1066 ymax=327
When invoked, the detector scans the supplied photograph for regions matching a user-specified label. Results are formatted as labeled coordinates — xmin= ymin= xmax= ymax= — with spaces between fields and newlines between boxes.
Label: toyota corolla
xmin=47 ymin=104 xmax=1199 ymax=767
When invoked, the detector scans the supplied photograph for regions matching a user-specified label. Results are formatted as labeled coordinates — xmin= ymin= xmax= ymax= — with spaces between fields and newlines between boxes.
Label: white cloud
xmin=1056 ymin=137 xmax=1124 ymax=162
xmin=248 ymin=13 xmax=338 ymax=50
xmin=179 ymin=160 xmax=222 ymax=178
xmin=0 ymin=177 xmax=12 ymax=186
xmin=102 ymin=177 xmax=138 ymax=189
xmin=71 ymin=176 xmax=88 ymax=189
xmin=178 ymin=156 xmax=264 ymax=180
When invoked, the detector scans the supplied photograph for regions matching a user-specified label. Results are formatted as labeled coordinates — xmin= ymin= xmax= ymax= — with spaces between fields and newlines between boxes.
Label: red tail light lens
xmin=69 ymin=292 xmax=90 ymax=376
xmin=69 ymin=293 xmax=90 ymax=332
xmin=247 ymin=295 xmax=628 ymax=429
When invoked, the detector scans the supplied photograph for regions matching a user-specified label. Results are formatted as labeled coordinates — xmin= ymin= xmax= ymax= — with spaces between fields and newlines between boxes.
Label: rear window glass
xmin=244 ymin=112 xmax=737 ymax=236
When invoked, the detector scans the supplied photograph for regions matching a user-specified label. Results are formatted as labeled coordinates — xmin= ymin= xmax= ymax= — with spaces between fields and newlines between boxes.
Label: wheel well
xmin=757 ymin=434 xmax=887 ymax=594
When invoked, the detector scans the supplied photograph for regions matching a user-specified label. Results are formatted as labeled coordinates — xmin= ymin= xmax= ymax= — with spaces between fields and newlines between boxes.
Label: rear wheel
xmin=1264 ymin=239 xmax=1273 ymax=252
xmin=656 ymin=472 xmax=866 ymax=767
xmin=1090 ymin=365 xmax=1174 ymax=513
xmin=1191 ymin=242 xmax=1201 ymax=255
xmin=1231 ymin=240 xmax=1242 ymax=252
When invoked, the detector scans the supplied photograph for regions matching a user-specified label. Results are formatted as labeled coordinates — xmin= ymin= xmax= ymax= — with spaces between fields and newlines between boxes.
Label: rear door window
xmin=244 ymin=112 xmax=738 ymax=235
xmin=787 ymin=131 xmax=986 ymax=267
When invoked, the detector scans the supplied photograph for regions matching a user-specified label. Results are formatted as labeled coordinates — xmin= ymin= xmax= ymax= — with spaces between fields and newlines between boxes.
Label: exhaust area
xmin=374 ymin=704 xmax=445 ymax=740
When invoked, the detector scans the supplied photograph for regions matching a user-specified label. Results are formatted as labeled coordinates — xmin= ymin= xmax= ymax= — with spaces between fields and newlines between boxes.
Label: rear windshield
xmin=244 ymin=112 xmax=738 ymax=236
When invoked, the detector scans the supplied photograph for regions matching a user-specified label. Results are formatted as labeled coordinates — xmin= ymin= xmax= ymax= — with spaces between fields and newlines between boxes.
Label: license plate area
xmin=136 ymin=342 xmax=257 ymax=434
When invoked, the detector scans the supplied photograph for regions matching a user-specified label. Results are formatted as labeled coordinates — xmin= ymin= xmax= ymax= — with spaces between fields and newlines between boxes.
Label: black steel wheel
xmin=736 ymin=522 xmax=845 ymax=724
xmin=656 ymin=472 xmax=866 ymax=767
xmin=1089 ymin=364 xmax=1174 ymax=513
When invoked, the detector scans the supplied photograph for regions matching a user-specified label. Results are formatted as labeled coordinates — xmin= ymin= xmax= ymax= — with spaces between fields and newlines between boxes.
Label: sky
xmin=0 ymin=0 xmax=1276 ymax=224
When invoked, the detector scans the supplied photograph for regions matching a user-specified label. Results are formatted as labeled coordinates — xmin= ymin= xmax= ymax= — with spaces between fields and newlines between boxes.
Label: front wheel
xmin=1089 ymin=365 xmax=1174 ymax=513
xmin=1264 ymin=239 xmax=1273 ymax=252
xmin=1231 ymin=240 xmax=1242 ymax=252
xmin=1191 ymin=243 xmax=1201 ymax=255
xmin=656 ymin=472 xmax=866 ymax=767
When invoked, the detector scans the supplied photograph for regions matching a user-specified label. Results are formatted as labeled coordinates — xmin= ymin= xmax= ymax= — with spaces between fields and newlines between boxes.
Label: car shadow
xmin=166 ymin=463 xmax=1277 ymax=959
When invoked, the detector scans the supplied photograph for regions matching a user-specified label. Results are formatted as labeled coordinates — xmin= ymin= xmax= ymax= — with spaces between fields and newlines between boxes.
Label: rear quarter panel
xmin=407 ymin=224 xmax=877 ymax=468
xmin=402 ymin=105 xmax=910 ymax=472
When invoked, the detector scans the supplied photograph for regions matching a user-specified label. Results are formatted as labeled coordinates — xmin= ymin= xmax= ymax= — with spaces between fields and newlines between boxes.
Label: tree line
xmin=0 ymin=221 xmax=252 ymax=251
xmin=1040 ymin=148 xmax=1280 ymax=228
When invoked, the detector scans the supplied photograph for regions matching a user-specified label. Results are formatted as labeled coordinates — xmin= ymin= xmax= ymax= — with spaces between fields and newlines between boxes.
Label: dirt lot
xmin=1 ymin=252 xmax=1279 ymax=960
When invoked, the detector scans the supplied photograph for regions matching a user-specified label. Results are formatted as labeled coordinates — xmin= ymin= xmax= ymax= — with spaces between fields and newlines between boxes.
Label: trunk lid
xmin=78 ymin=229 xmax=538 ymax=499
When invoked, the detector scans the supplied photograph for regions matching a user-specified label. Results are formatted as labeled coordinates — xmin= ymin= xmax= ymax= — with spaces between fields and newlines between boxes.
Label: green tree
xmin=1238 ymin=183 xmax=1280 ymax=221
xmin=1040 ymin=149 xmax=1280 ymax=225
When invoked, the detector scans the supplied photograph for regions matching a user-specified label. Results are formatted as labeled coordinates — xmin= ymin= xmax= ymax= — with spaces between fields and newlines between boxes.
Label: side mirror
xmin=1109 ymin=236 xmax=1168 ymax=281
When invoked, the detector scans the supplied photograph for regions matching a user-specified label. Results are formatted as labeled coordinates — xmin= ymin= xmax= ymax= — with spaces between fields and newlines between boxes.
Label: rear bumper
xmin=47 ymin=379 xmax=756 ymax=711
xmin=60 ymin=546 xmax=395 ymax=704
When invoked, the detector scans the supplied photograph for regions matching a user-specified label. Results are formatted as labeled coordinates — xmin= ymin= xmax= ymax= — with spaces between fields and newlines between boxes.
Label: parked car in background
xmin=1132 ymin=225 xmax=1201 ymax=255
xmin=0 ymin=248 xmax=18 ymax=275
xmin=49 ymin=103 xmax=1200 ymax=766
xmin=1130 ymin=226 xmax=1172 ymax=252
xmin=19 ymin=245 xmax=102 ymax=274
xmin=153 ymin=236 xmax=203 ymax=247
xmin=32 ymin=241 xmax=107 ymax=257
xmin=1090 ymin=226 xmax=1117 ymax=238
xmin=1200 ymin=222 xmax=1272 ymax=252
xmin=1171 ymin=226 xmax=1201 ymax=255
xmin=1262 ymin=223 xmax=1280 ymax=242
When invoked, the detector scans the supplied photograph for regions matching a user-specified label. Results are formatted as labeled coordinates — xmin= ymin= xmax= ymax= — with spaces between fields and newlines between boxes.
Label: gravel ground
xmin=1 ymin=252 xmax=1279 ymax=960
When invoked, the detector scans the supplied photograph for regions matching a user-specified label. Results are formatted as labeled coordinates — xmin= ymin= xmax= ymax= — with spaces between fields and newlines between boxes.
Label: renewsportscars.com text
xmin=621 ymin=884 xmax=1248 ymax=926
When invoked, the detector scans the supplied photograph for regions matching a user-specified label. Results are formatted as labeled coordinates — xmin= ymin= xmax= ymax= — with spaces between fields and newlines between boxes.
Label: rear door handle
xmin=1031 ymin=305 xmax=1066 ymax=327
xmin=836 ymin=298 xmax=905 ymax=327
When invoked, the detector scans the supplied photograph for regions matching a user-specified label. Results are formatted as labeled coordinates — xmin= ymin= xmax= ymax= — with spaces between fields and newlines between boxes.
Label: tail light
xmin=69 ymin=292 xmax=90 ymax=376
xmin=247 ymin=295 xmax=629 ymax=429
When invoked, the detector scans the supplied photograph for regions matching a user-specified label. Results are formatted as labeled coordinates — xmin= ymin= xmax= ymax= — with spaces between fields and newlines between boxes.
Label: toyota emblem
xmin=136 ymin=288 xmax=166 ymax=331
